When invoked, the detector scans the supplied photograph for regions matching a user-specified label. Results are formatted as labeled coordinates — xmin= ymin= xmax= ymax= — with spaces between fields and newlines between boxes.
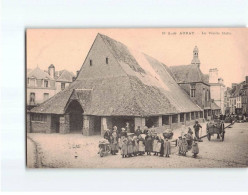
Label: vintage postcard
xmin=26 ymin=28 xmax=248 ymax=168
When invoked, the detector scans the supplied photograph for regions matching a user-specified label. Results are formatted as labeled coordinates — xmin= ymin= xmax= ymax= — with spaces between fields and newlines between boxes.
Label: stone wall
xmin=30 ymin=114 xmax=51 ymax=133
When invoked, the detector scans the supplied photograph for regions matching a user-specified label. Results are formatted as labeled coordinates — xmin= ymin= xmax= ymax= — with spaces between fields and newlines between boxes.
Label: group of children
xmin=104 ymin=125 xmax=200 ymax=158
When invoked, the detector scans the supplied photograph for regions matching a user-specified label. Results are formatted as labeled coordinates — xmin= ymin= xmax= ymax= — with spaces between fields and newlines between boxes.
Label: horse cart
xmin=206 ymin=120 xmax=225 ymax=141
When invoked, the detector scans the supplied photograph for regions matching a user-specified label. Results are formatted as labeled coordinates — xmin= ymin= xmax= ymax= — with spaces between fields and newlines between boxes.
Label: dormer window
xmin=106 ymin=57 xmax=109 ymax=64
xmin=90 ymin=59 xmax=92 ymax=66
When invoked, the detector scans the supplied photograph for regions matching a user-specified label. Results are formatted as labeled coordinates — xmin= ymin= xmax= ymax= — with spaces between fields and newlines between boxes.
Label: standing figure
xmin=125 ymin=122 xmax=130 ymax=133
xmin=153 ymin=135 xmax=159 ymax=156
xmin=159 ymin=136 xmax=164 ymax=157
xmin=119 ymin=127 xmax=127 ymax=150
xmin=185 ymin=128 xmax=193 ymax=150
xmin=145 ymin=132 xmax=153 ymax=156
xmin=109 ymin=130 xmax=118 ymax=155
xmin=164 ymin=138 xmax=171 ymax=157
xmin=127 ymin=136 xmax=134 ymax=157
xmin=137 ymin=135 xmax=145 ymax=155
xmin=181 ymin=136 xmax=188 ymax=156
xmin=193 ymin=120 xmax=202 ymax=141
xmin=192 ymin=138 xmax=199 ymax=158
xmin=132 ymin=136 xmax=139 ymax=156
xmin=178 ymin=136 xmax=183 ymax=155
xmin=103 ymin=129 xmax=112 ymax=142
xmin=121 ymin=137 xmax=128 ymax=158
xmin=135 ymin=126 xmax=142 ymax=137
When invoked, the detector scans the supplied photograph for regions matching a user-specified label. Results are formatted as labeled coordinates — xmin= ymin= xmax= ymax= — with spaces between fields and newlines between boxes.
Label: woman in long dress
xmin=127 ymin=136 xmax=133 ymax=157
xmin=121 ymin=137 xmax=128 ymax=158
xmin=145 ymin=132 xmax=153 ymax=156
xmin=137 ymin=134 xmax=145 ymax=155
xmin=164 ymin=138 xmax=171 ymax=157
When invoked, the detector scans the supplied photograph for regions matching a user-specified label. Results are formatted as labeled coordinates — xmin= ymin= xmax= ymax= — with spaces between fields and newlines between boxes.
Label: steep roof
xmin=169 ymin=64 xmax=208 ymax=84
xmin=56 ymin=70 xmax=75 ymax=82
xmin=27 ymin=67 xmax=53 ymax=80
xmin=31 ymin=33 xmax=202 ymax=116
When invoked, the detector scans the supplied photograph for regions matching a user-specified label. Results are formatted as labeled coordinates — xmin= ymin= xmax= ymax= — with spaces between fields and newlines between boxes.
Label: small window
xmin=106 ymin=57 xmax=109 ymax=64
xmin=61 ymin=82 xmax=65 ymax=90
xmin=44 ymin=80 xmax=49 ymax=88
xmin=90 ymin=59 xmax=92 ymax=66
xmin=30 ymin=92 xmax=35 ymax=105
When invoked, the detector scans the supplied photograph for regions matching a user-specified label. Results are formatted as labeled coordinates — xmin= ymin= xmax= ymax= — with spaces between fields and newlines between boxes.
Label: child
xmin=127 ymin=135 xmax=133 ymax=157
xmin=181 ymin=136 xmax=188 ymax=156
xmin=164 ymin=138 xmax=171 ymax=157
xmin=178 ymin=136 xmax=183 ymax=155
xmin=155 ymin=136 xmax=161 ymax=156
xmin=153 ymin=135 xmax=159 ymax=156
xmin=138 ymin=134 xmax=145 ymax=155
xmin=132 ymin=136 xmax=139 ymax=156
xmin=192 ymin=138 xmax=199 ymax=158
xmin=121 ymin=137 xmax=128 ymax=158
xmin=109 ymin=132 xmax=118 ymax=155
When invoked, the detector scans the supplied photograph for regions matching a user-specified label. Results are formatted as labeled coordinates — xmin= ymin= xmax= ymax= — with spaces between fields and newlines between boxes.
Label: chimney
xmin=209 ymin=68 xmax=218 ymax=83
xmin=48 ymin=64 xmax=55 ymax=79
xmin=246 ymin=76 xmax=248 ymax=84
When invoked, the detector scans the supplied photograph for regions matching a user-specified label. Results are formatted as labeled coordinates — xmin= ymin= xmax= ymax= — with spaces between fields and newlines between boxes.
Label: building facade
xmin=169 ymin=46 xmax=214 ymax=120
xmin=208 ymin=68 xmax=226 ymax=114
xmin=27 ymin=34 xmax=204 ymax=135
xmin=27 ymin=64 xmax=75 ymax=109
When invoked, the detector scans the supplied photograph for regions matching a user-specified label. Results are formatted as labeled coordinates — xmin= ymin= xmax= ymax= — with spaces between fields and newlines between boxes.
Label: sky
xmin=26 ymin=28 xmax=248 ymax=87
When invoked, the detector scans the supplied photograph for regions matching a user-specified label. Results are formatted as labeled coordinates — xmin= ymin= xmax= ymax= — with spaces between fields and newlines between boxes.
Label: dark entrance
xmin=65 ymin=100 xmax=84 ymax=133
xmin=112 ymin=116 xmax=135 ymax=133
xmin=51 ymin=115 xmax=60 ymax=133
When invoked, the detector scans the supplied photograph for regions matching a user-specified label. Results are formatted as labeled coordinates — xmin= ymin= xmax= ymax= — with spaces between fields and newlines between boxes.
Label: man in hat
xmin=193 ymin=120 xmax=202 ymax=141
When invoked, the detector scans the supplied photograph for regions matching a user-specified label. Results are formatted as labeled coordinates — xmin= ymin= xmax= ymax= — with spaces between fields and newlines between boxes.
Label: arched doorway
xmin=65 ymin=100 xmax=84 ymax=133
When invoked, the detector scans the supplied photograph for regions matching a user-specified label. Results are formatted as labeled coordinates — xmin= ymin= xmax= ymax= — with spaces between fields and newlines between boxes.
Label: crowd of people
xmin=102 ymin=121 xmax=201 ymax=158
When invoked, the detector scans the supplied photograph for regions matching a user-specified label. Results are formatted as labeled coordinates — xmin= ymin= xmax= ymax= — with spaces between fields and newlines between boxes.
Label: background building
xmin=27 ymin=64 xmax=75 ymax=109
xmin=208 ymin=68 xmax=226 ymax=114
xmin=169 ymin=46 xmax=214 ymax=120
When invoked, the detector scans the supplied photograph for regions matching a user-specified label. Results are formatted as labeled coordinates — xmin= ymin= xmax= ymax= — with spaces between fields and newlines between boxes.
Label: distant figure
xmin=132 ymin=136 xmax=139 ymax=156
xmin=119 ymin=128 xmax=127 ymax=150
xmin=145 ymin=132 xmax=153 ymax=156
xmin=164 ymin=138 xmax=171 ymax=157
xmin=181 ymin=136 xmax=188 ymax=156
xmin=125 ymin=122 xmax=130 ymax=133
xmin=193 ymin=120 xmax=202 ymax=140
xmin=121 ymin=137 xmax=128 ymax=158
xmin=178 ymin=136 xmax=183 ymax=155
xmin=109 ymin=130 xmax=118 ymax=155
xmin=153 ymin=135 xmax=160 ymax=156
xmin=135 ymin=126 xmax=142 ymax=136
xmin=159 ymin=136 xmax=164 ymax=157
xmin=137 ymin=135 xmax=145 ymax=155
xmin=127 ymin=135 xmax=133 ymax=157
xmin=192 ymin=138 xmax=199 ymax=158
